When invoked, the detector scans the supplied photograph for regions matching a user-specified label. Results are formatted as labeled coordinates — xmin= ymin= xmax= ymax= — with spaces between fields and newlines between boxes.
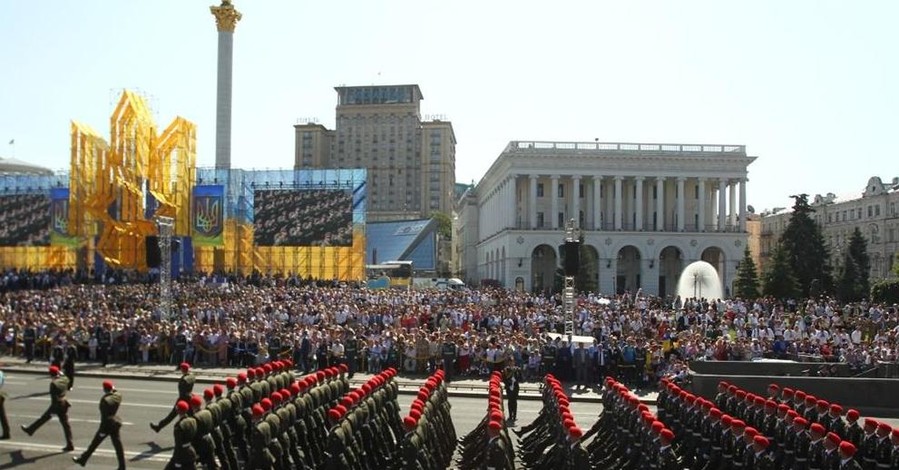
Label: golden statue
xmin=210 ymin=0 xmax=241 ymax=33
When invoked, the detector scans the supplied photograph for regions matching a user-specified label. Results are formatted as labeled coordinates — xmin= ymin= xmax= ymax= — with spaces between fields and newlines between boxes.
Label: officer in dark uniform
xmin=440 ymin=334 xmax=457 ymax=382
xmin=344 ymin=330 xmax=358 ymax=379
xmin=20 ymin=365 xmax=73 ymax=451
xmin=22 ymin=322 xmax=36 ymax=363
xmin=152 ymin=362 xmax=196 ymax=433
xmin=0 ymin=370 xmax=9 ymax=439
xmin=97 ymin=325 xmax=112 ymax=367
xmin=861 ymin=418 xmax=879 ymax=468
xmin=752 ymin=435 xmax=776 ymax=470
xmin=873 ymin=422 xmax=892 ymax=470
xmin=844 ymin=410 xmax=864 ymax=453
xmin=503 ymin=363 xmax=522 ymax=422
xmin=268 ymin=334 xmax=282 ymax=363
xmin=173 ymin=330 xmax=188 ymax=367
xmin=63 ymin=344 xmax=77 ymax=390
xmin=164 ymin=400 xmax=197 ymax=470
xmin=541 ymin=340 xmax=556 ymax=377
xmin=73 ymin=380 xmax=125 ymax=469
xmin=657 ymin=428 xmax=680 ymax=470
xmin=808 ymin=423 xmax=827 ymax=470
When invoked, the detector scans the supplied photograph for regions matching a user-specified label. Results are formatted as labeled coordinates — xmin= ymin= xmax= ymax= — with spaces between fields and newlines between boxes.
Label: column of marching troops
xmin=17 ymin=356 xmax=458 ymax=470
xmin=456 ymin=371 xmax=517 ymax=469
xmin=655 ymin=378 xmax=899 ymax=470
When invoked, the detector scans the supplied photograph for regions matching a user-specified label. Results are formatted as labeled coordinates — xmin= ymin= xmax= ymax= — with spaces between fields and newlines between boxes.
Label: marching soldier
xmin=164 ymin=401 xmax=197 ymax=470
xmin=874 ymin=422 xmax=892 ymax=470
xmin=152 ymin=362 xmax=196 ymax=433
xmin=189 ymin=394 xmax=219 ymax=470
xmin=0 ymin=369 xmax=9 ymax=440
xmin=751 ymin=435 xmax=775 ymax=470
xmin=72 ymin=380 xmax=126 ymax=469
xmin=248 ymin=404 xmax=275 ymax=470
xmin=808 ymin=423 xmax=827 ymax=470
xmin=658 ymin=428 xmax=680 ymax=470
xmin=203 ymin=388 xmax=231 ymax=470
xmin=20 ymin=365 xmax=73 ymax=452
xmin=844 ymin=410 xmax=864 ymax=452
xmin=486 ymin=419 xmax=513 ymax=470
xmin=839 ymin=441 xmax=863 ymax=470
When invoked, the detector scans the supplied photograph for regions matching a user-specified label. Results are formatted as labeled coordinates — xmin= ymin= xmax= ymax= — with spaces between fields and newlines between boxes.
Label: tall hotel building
xmin=294 ymin=84 xmax=456 ymax=222
xmin=458 ymin=141 xmax=756 ymax=296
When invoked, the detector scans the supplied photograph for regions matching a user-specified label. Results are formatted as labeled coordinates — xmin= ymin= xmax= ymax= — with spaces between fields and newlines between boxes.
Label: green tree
xmin=778 ymin=194 xmax=832 ymax=297
xmin=734 ymin=247 xmax=760 ymax=299
xmin=762 ymin=245 xmax=799 ymax=299
xmin=836 ymin=255 xmax=862 ymax=302
xmin=847 ymin=227 xmax=870 ymax=297
xmin=430 ymin=211 xmax=453 ymax=239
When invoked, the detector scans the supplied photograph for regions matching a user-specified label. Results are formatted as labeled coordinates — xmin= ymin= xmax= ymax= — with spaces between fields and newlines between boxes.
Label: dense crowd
xmin=1 ymin=269 xmax=899 ymax=389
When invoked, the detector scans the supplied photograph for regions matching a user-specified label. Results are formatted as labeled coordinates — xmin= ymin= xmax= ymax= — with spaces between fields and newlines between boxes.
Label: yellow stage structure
xmin=69 ymin=90 xmax=196 ymax=270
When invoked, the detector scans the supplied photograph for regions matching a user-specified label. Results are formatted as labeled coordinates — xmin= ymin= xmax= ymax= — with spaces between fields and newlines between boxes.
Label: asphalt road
xmin=0 ymin=372 xmax=602 ymax=470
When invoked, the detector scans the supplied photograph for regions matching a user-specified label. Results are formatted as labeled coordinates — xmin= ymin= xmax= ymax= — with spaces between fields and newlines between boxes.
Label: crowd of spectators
xmin=253 ymin=189 xmax=353 ymax=247
xmin=1 ymin=269 xmax=898 ymax=390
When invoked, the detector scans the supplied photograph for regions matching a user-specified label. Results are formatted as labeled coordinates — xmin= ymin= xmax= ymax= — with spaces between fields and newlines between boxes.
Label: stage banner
xmin=50 ymin=188 xmax=79 ymax=247
xmin=192 ymin=185 xmax=224 ymax=247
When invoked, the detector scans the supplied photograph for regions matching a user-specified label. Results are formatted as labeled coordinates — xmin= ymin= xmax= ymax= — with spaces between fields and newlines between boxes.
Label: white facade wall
xmin=464 ymin=141 xmax=757 ymax=296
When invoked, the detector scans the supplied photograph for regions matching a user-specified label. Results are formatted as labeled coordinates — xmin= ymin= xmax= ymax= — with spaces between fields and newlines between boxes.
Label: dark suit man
xmin=21 ymin=365 xmax=73 ymax=451
xmin=73 ymin=380 xmax=125 ymax=469
xmin=503 ymin=364 xmax=522 ymax=422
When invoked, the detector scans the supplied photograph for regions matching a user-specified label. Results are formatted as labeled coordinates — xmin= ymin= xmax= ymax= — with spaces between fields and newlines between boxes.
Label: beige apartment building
xmin=759 ymin=176 xmax=899 ymax=280
xmin=294 ymin=84 xmax=456 ymax=222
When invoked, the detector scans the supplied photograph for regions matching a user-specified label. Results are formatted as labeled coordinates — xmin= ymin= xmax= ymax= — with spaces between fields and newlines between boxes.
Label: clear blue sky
xmin=1 ymin=1 xmax=897 ymax=213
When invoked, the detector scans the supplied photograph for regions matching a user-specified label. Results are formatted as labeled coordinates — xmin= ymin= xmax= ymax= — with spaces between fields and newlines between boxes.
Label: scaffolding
xmin=563 ymin=219 xmax=578 ymax=337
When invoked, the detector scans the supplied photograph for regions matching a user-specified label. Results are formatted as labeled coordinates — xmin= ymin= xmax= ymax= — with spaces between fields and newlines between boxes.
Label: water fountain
xmin=675 ymin=260 xmax=723 ymax=300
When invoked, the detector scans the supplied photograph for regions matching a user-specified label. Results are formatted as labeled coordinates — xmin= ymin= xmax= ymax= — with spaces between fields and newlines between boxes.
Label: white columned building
xmin=460 ymin=141 xmax=756 ymax=296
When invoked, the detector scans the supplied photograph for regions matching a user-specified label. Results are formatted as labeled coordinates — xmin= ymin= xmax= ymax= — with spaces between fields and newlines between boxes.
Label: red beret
xmin=892 ymin=429 xmax=899 ymax=440
xmin=839 ymin=441 xmax=856 ymax=456
xmin=252 ymin=404 xmax=265 ymax=418
xmin=660 ymin=429 xmax=675 ymax=442
xmin=846 ymin=409 xmax=860 ymax=421
xmin=340 ymin=396 xmax=353 ymax=408
xmin=260 ymin=398 xmax=272 ymax=411
xmin=794 ymin=417 xmax=808 ymax=427
xmin=290 ymin=383 xmax=301 ymax=395
xmin=334 ymin=404 xmax=347 ymax=416
xmin=409 ymin=409 xmax=422 ymax=420
xmin=226 ymin=377 xmax=238 ymax=389
xmin=563 ymin=418 xmax=575 ymax=429
xmin=49 ymin=365 xmax=60 ymax=376
xmin=722 ymin=416 xmax=733 ymax=426
xmin=754 ymin=435 xmax=769 ymax=448
xmin=864 ymin=418 xmax=877 ymax=428
xmin=768 ymin=383 xmax=779 ymax=390
xmin=569 ymin=427 xmax=583 ymax=438
xmin=728 ymin=385 xmax=738 ymax=393
xmin=488 ymin=420 xmax=502 ymax=432
xmin=745 ymin=427 xmax=758 ymax=438
xmin=777 ymin=404 xmax=789 ymax=413
xmin=805 ymin=395 xmax=817 ymax=404
xmin=490 ymin=411 xmax=503 ymax=422
xmin=810 ymin=423 xmax=826 ymax=435
xmin=710 ymin=408 xmax=722 ymax=418
xmin=361 ymin=383 xmax=372 ymax=394
xmin=830 ymin=404 xmax=842 ymax=414
xmin=794 ymin=390 xmax=806 ymax=398
xmin=315 ymin=371 xmax=326 ymax=381
xmin=190 ymin=395 xmax=203 ymax=408
xmin=176 ymin=400 xmax=190 ymax=413
xmin=736 ymin=390 xmax=747 ymax=398
xmin=180 ymin=362 xmax=191 ymax=372
xmin=878 ymin=422 xmax=892 ymax=433
xmin=787 ymin=410 xmax=799 ymax=418
xmin=338 ymin=364 xmax=348 ymax=373
xmin=203 ymin=388 xmax=214 ymax=400
xmin=246 ymin=368 xmax=256 ymax=379
xmin=816 ymin=399 xmax=829 ymax=409
xmin=827 ymin=432 xmax=841 ymax=445
xmin=782 ymin=388 xmax=794 ymax=396
xmin=652 ymin=421 xmax=665 ymax=433
xmin=102 ymin=380 xmax=114 ymax=391
xmin=732 ymin=420 xmax=746 ymax=429
xmin=262 ymin=364 xmax=273 ymax=374
xmin=271 ymin=391 xmax=283 ymax=404
xmin=403 ymin=416 xmax=418 ymax=429
xmin=237 ymin=372 xmax=247 ymax=384
xmin=328 ymin=408 xmax=342 ymax=421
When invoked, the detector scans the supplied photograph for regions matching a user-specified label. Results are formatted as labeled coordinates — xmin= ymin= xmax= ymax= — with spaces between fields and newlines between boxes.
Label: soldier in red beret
xmin=20 ymin=365 xmax=73 ymax=451
xmin=658 ymin=428 xmax=680 ymax=470
xmin=151 ymin=362 xmax=196 ymax=433
xmin=165 ymin=400 xmax=197 ymax=470
xmin=839 ymin=441 xmax=863 ymax=470
xmin=73 ymin=380 xmax=125 ymax=469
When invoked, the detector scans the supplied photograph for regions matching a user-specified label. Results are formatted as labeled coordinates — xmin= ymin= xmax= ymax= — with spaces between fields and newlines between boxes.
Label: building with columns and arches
xmin=457 ymin=141 xmax=756 ymax=297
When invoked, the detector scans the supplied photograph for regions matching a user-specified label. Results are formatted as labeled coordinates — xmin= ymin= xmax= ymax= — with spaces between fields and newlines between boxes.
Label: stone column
xmin=571 ymin=175 xmax=581 ymax=228
xmin=676 ymin=177 xmax=686 ymax=232
xmin=718 ymin=178 xmax=727 ymax=231
xmin=529 ymin=175 xmax=538 ymax=229
xmin=614 ymin=176 xmax=623 ymax=230
xmin=210 ymin=0 xmax=242 ymax=170
xmin=697 ymin=178 xmax=706 ymax=232
xmin=656 ymin=177 xmax=665 ymax=231
xmin=551 ymin=175 xmax=560 ymax=229
xmin=739 ymin=178 xmax=747 ymax=232
xmin=593 ymin=175 xmax=603 ymax=230
xmin=635 ymin=176 xmax=644 ymax=231
xmin=729 ymin=181 xmax=737 ymax=229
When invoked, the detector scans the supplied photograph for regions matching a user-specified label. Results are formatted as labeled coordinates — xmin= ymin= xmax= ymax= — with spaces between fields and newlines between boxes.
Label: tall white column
xmin=614 ymin=176 xmax=623 ymax=230
xmin=529 ymin=175 xmax=538 ymax=229
xmin=697 ymin=178 xmax=706 ymax=232
xmin=729 ymin=181 xmax=737 ymax=229
xmin=656 ymin=177 xmax=665 ymax=231
xmin=508 ymin=176 xmax=516 ymax=229
xmin=676 ymin=177 xmax=685 ymax=232
xmin=551 ymin=175 xmax=560 ymax=229
xmin=593 ymin=175 xmax=603 ymax=230
xmin=739 ymin=178 xmax=747 ymax=232
xmin=571 ymin=175 xmax=581 ymax=228
xmin=718 ymin=178 xmax=727 ymax=231
xmin=210 ymin=1 xmax=242 ymax=170
xmin=635 ymin=176 xmax=644 ymax=231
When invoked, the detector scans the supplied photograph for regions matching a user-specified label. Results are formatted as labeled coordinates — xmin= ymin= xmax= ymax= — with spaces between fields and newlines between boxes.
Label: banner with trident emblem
xmin=192 ymin=185 xmax=224 ymax=247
